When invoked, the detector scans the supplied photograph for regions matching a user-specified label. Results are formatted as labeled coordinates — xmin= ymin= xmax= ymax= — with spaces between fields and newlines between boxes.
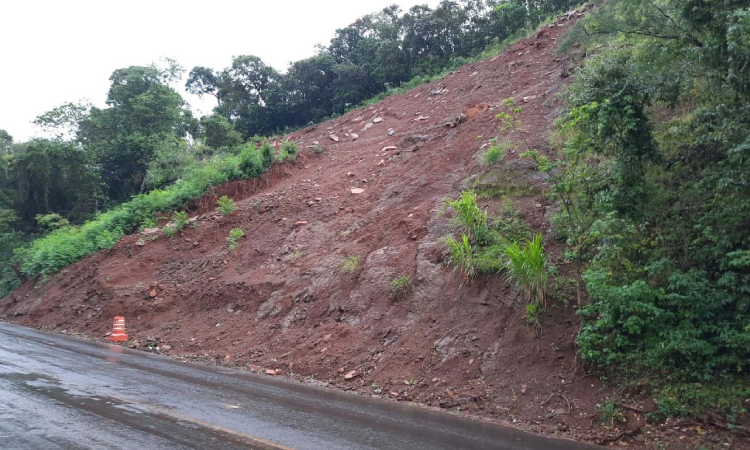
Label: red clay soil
xmin=1 ymin=11 xmax=745 ymax=450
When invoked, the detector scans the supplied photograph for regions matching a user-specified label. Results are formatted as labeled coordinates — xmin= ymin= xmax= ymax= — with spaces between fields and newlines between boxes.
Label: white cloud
xmin=0 ymin=0 xmax=438 ymax=141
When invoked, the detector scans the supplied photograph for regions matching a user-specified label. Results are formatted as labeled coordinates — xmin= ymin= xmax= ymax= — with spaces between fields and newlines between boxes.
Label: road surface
xmin=0 ymin=322 xmax=599 ymax=449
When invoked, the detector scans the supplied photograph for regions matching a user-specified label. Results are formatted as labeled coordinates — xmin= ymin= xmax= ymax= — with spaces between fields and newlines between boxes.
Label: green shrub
xmin=260 ymin=140 xmax=275 ymax=167
xmin=503 ymin=233 xmax=548 ymax=305
xmin=445 ymin=234 xmax=477 ymax=280
xmin=481 ymin=142 xmax=509 ymax=166
xmin=388 ymin=275 xmax=413 ymax=298
xmin=492 ymin=200 xmax=532 ymax=243
xmin=523 ymin=301 xmax=543 ymax=332
xmin=20 ymin=140 xmax=276 ymax=278
xmin=598 ymin=400 xmax=626 ymax=428
xmin=341 ymin=255 xmax=361 ymax=274
xmin=35 ymin=213 xmax=70 ymax=232
xmin=238 ymin=144 xmax=264 ymax=178
xmin=651 ymin=381 xmax=750 ymax=423
xmin=279 ymin=141 xmax=299 ymax=161
xmin=217 ymin=196 xmax=236 ymax=216
xmin=445 ymin=191 xmax=488 ymax=244
xmin=172 ymin=211 xmax=189 ymax=232
xmin=226 ymin=228 xmax=245 ymax=251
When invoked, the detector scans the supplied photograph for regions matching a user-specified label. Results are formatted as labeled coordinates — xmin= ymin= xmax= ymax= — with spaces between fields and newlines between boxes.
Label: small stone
xmin=362 ymin=123 xmax=373 ymax=131
xmin=265 ymin=369 xmax=276 ymax=376
xmin=294 ymin=221 xmax=308 ymax=227
xmin=373 ymin=117 xmax=383 ymax=123
xmin=390 ymin=391 xmax=399 ymax=397
xmin=344 ymin=370 xmax=360 ymax=380
xmin=329 ymin=134 xmax=340 ymax=142
xmin=337 ymin=368 xmax=345 ymax=374
xmin=142 ymin=227 xmax=160 ymax=235
xmin=161 ymin=344 xmax=171 ymax=351
xmin=136 ymin=240 xmax=146 ymax=247
xmin=149 ymin=290 xmax=158 ymax=298
xmin=381 ymin=146 xmax=397 ymax=152
xmin=377 ymin=160 xmax=385 ymax=167
xmin=388 ymin=129 xmax=395 ymax=136
xmin=224 ymin=355 xmax=232 ymax=362
xmin=350 ymin=133 xmax=359 ymax=141
xmin=351 ymin=188 xmax=365 ymax=194
xmin=521 ymin=384 xmax=528 ymax=395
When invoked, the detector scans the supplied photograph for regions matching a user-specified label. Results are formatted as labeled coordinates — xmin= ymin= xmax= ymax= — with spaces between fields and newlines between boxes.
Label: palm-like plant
xmin=445 ymin=233 xmax=477 ymax=281
xmin=503 ymin=233 xmax=548 ymax=306
xmin=446 ymin=190 xmax=488 ymax=242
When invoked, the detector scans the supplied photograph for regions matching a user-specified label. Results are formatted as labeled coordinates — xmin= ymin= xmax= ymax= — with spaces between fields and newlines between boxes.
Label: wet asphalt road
xmin=0 ymin=322 xmax=600 ymax=450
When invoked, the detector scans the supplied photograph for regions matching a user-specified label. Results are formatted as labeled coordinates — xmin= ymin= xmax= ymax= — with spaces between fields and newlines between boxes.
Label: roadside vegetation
xmin=226 ymin=228 xmax=245 ymax=251
xmin=546 ymin=0 xmax=750 ymax=421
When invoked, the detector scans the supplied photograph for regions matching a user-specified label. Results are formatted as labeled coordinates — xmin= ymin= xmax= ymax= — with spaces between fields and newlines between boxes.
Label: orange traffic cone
xmin=108 ymin=316 xmax=129 ymax=342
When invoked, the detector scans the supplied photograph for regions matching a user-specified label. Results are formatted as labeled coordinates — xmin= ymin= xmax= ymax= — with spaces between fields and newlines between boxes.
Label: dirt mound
xmin=4 ymin=13 xmax=734 ymax=449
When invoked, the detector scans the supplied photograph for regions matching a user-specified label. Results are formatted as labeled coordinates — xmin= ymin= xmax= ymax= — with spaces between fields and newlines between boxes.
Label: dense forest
xmin=551 ymin=0 xmax=750 ymax=418
xmin=1 ymin=0 xmax=749 ymax=422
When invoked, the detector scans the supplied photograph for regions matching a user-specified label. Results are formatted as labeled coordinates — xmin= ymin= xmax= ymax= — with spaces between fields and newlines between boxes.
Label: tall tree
xmin=78 ymin=64 xmax=192 ymax=200
xmin=0 ymin=130 xmax=13 ymax=154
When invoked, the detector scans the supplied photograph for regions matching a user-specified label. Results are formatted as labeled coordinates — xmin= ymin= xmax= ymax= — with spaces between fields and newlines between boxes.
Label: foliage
xmin=79 ymin=62 xmax=194 ymax=201
xmin=279 ymin=141 xmax=299 ymax=162
xmin=0 ymin=130 xmax=13 ymax=154
xmin=651 ymin=380 xmax=750 ymax=423
xmin=0 ymin=209 xmax=24 ymax=297
xmin=444 ymin=190 xmax=488 ymax=244
xmin=552 ymin=0 xmax=750 ymax=418
xmin=142 ymin=138 xmax=199 ymax=191
xmin=388 ymin=274 xmax=413 ymax=298
xmin=216 ymin=196 xmax=236 ymax=216
xmin=445 ymin=234 xmax=477 ymax=280
xmin=171 ymin=211 xmax=189 ymax=232
xmin=19 ymin=140 xmax=276 ymax=277
xmin=260 ymin=139 xmax=275 ymax=168
xmin=4 ymin=139 xmax=104 ymax=224
xmin=598 ymin=400 xmax=626 ymax=428
xmin=341 ymin=255 xmax=361 ymax=274
xmin=199 ymin=114 xmax=242 ymax=150
xmin=481 ymin=143 xmax=508 ymax=166
xmin=503 ymin=233 xmax=548 ymax=306
xmin=35 ymin=213 xmax=70 ymax=232
xmin=524 ymin=301 xmax=543 ymax=332
xmin=496 ymin=97 xmax=523 ymax=132
xmin=226 ymin=228 xmax=245 ymax=251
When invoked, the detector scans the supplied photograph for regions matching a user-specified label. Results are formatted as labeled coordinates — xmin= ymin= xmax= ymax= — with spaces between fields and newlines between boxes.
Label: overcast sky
xmin=1 ymin=0 xmax=439 ymax=141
